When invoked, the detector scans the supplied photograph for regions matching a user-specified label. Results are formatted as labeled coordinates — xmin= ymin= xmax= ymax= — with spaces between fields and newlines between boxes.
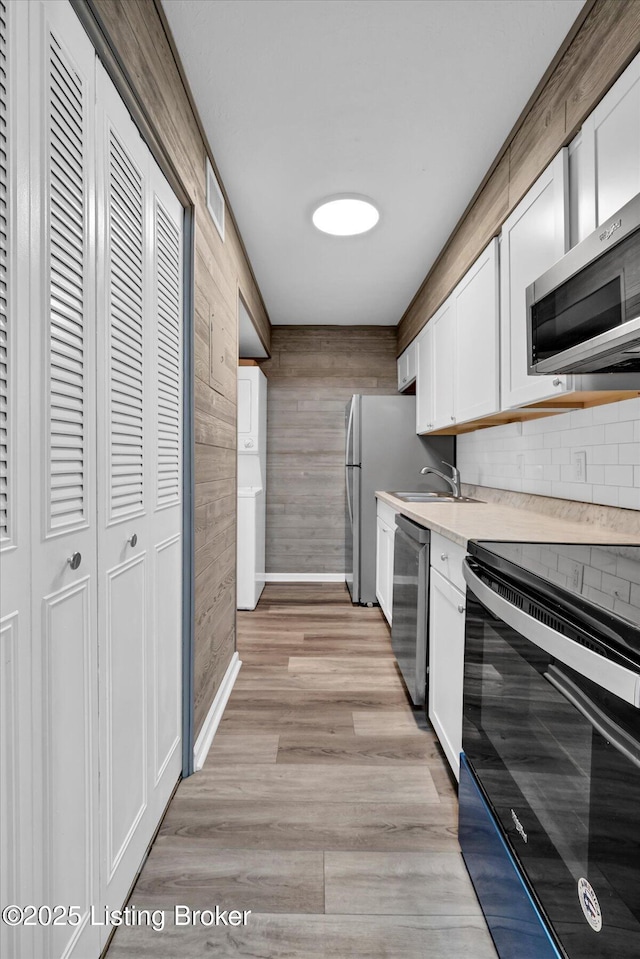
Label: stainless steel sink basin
xmin=389 ymin=491 xmax=482 ymax=504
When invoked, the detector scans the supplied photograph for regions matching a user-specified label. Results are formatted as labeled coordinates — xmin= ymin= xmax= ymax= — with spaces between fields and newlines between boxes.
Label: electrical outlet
xmin=572 ymin=450 xmax=587 ymax=483
xmin=569 ymin=561 xmax=584 ymax=592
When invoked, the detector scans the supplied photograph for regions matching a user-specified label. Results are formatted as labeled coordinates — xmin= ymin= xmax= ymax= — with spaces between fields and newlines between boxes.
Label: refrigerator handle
xmin=345 ymin=399 xmax=355 ymax=465
xmin=346 ymin=465 xmax=353 ymax=527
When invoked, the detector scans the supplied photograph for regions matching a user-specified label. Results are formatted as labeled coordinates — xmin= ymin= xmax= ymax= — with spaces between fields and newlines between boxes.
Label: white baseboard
xmin=264 ymin=573 xmax=345 ymax=583
xmin=192 ymin=651 xmax=241 ymax=771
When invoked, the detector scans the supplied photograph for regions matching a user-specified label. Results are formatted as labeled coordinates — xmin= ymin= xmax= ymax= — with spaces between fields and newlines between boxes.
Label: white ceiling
xmin=163 ymin=0 xmax=584 ymax=327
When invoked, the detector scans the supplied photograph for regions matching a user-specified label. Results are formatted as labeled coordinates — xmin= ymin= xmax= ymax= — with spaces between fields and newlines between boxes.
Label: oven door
xmin=463 ymin=557 xmax=640 ymax=959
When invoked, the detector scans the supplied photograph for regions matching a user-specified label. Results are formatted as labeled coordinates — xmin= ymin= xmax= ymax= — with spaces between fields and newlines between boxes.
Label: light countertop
xmin=375 ymin=491 xmax=640 ymax=549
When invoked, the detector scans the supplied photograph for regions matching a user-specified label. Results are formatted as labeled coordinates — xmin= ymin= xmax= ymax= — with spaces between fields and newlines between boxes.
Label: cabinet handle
xmin=127 ymin=533 xmax=138 ymax=548
xmin=553 ymin=377 xmax=561 ymax=386
xmin=67 ymin=551 xmax=81 ymax=571
xmin=451 ymin=415 xmax=456 ymax=421
xmin=440 ymin=553 xmax=448 ymax=561
xmin=457 ymin=604 xmax=466 ymax=614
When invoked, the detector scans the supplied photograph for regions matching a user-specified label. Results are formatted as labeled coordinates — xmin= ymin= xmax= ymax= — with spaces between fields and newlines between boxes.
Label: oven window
xmin=464 ymin=590 xmax=640 ymax=959
xmin=531 ymin=226 xmax=640 ymax=362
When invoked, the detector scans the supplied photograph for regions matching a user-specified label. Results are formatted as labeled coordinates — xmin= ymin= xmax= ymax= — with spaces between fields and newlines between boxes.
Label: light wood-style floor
xmin=106 ymin=584 xmax=498 ymax=958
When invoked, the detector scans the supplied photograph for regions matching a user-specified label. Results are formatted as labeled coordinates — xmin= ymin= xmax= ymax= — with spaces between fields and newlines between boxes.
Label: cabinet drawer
xmin=430 ymin=531 xmax=467 ymax=592
xmin=377 ymin=499 xmax=398 ymax=529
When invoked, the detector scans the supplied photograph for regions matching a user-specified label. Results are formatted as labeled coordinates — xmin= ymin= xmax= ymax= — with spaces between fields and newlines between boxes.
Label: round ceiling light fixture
xmin=312 ymin=196 xmax=380 ymax=236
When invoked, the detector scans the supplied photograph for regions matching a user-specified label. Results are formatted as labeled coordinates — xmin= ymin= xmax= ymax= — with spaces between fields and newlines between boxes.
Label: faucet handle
xmin=441 ymin=460 xmax=457 ymax=474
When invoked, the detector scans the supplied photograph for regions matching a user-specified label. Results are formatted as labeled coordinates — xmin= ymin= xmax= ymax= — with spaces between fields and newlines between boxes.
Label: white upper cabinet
xmin=570 ymin=53 xmax=640 ymax=246
xmin=397 ymin=340 xmax=417 ymax=392
xmin=453 ymin=238 xmax=500 ymax=424
xmin=431 ymin=298 xmax=455 ymax=430
xmin=416 ymin=239 xmax=499 ymax=434
xmin=416 ymin=322 xmax=435 ymax=433
xmin=500 ymin=150 xmax=573 ymax=409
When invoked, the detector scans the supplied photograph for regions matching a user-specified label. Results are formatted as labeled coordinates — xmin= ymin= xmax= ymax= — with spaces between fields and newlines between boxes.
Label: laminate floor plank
xmin=131 ymin=840 xmax=324 ymax=913
xmin=204 ymin=732 xmax=280 ymax=765
xmin=158 ymin=800 xmax=460 ymax=851
xmin=175 ymin=763 xmax=441 ymax=804
xmin=106 ymin=913 xmax=498 ymax=959
xmin=324 ymin=851 xmax=483 ymax=916
xmin=276 ymin=732 xmax=443 ymax=765
xmin=105 ymin=583 xmax=497 ymax=959
xmin=352 ymin=707 xmax=431 ymax=736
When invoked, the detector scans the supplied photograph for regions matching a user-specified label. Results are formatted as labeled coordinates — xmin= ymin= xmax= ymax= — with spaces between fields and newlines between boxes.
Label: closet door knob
xmin=457 ymin=604 xmax=466 ymax=614
xmin=67 ymin=551 xmax=82 ymax=571
xmin=440 ymin=553 xmax=448 ymax=561
xmin=553 ymin=377 xmax=561 ymax=386
xmin=128 ymin=533 xmax=138 ymax=548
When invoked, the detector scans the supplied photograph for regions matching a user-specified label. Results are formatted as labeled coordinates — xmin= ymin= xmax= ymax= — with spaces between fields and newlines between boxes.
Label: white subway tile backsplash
xmin=604 ymin=420 xmax=635 ymax=445
xmin=457 ymin=398 xmax=640 ymax=512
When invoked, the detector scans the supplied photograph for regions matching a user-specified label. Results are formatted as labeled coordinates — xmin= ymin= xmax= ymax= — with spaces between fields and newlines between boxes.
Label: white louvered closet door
xmin=0 ymin=5 xmax=39 ymax=959
xmin=27 ymin=3 xmax=101 ymax=959
xmin=96 ymin=61 xmax=183 ymax=930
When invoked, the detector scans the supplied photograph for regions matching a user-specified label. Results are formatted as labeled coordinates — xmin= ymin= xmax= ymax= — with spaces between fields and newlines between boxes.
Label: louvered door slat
xmin=47 ymin=35 xmax=86 ymax=533
xmin=154 ymin=201 xmax=181 ymax=508
xmin=108 ymin=130 xmax=144 ymax=520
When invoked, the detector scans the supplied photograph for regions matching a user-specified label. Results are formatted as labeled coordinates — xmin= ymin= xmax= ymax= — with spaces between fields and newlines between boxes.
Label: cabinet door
xmin=375 ymin=516 xmax=393 ymax=625
xmin=431 ymin=298 xmax=456 ymax=430
xmin=500 ymin=151 xmax=572 ymax=409
xmin=428 ymin=568 xmax=466 ymax=780
xmin=583 ymin=54 xmax=640 ymax=237
xmin=454 ymin=238 xmax=500 ymax=424
xmin=397 ymin=341 xmax=417 ymax=393
xmin=416 ymin=323 xmax=434 ymax=433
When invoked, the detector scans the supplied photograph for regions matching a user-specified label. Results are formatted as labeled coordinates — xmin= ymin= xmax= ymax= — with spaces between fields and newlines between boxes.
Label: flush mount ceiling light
xmin=312 ymin=196 xmax=380 ymax=236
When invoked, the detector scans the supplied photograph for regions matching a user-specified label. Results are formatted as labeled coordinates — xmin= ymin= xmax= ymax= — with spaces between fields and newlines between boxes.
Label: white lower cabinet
xmin=376 ymin=500 xmax=396 ymax=625
xmin=428 ymin=565 xmax=467 ymax=781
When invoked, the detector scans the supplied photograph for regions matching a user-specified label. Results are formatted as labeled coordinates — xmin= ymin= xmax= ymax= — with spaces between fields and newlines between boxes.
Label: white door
xmin=416 ymin=322 xmax=434 ymax=433
xmin=95 ymin=61 xmax=183 ymax=930
xmin=1 ymin=4 xmax=41 ymax=958
xmin=428 ymin=568 xmax=466 ymax=781
xmin=454 ymin=238 xmax=500 ymax=424
xmin=431 ymin=297 xmax=455 ymax=430
xmin=500 ymin=151 xmax=573 ymax=409
xmin=27 ymin=3 xmax=101 ymax=957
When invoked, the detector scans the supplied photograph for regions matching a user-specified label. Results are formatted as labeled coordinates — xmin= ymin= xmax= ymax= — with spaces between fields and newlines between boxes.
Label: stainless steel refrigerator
xmin=345 ymin=395 xmax=454 ymax=605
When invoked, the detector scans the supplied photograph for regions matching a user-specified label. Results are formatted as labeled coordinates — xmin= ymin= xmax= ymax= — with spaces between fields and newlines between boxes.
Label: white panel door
xmin=428 ymin=568 xmax=466 ymax=781
xmin=431 ymin=297 xmax=455 ymax=430
xmin=500 ymin=151 xmax=573 ymax=409
xmin=416 ymin=322 xmax=434 ymax=433
xmin=27 ymin=3 xmax=100 ymax=958
xmin=96 ymin=60 xmax=182 ymax=933
xmin=454 ymin=237 xmax=500 ymax=424
xmin=0 ymin=5 xmax=39 ymax=958
xmin=572 ymin=53 xmax=640 ymax=244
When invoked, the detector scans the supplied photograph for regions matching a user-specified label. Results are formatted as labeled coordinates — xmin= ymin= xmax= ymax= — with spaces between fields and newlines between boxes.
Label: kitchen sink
xmin=389 ymin=491 xmax=482 ymax=503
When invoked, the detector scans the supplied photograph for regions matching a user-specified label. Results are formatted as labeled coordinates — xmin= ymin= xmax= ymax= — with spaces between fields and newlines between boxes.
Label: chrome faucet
xmin=420 ymin=460 xmax=461 ymax=498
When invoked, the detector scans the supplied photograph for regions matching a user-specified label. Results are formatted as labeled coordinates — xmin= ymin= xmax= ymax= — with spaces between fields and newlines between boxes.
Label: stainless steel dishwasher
xmin=391 ymin=514 xmax=430 ymax=706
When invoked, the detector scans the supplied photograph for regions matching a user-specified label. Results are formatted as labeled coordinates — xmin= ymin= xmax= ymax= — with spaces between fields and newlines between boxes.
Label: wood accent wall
xmin=261 ymin=327 xmax=397 ymax=575
xmin=397 ymin=0 xmax=640 ymax=354
xmin=91 ymin=0 xmax=271 ymax=737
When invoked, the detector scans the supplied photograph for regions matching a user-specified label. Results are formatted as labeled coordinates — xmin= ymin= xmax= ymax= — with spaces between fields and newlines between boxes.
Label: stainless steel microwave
xmin=527 ymin=192 xmax=640 ymax=375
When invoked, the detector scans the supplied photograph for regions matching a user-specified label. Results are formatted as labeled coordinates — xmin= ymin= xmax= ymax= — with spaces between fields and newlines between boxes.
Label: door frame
xmin=70 ymin=0 xmax=196 ymax=776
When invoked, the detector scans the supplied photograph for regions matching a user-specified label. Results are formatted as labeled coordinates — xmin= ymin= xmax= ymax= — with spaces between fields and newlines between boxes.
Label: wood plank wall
xmin=261 ymin=327 xmax=397 ymax=575
xmin=91 ymin=0 xmax=271 ymax=737
xmin=397 ymin=0 xmax=640 ymax=353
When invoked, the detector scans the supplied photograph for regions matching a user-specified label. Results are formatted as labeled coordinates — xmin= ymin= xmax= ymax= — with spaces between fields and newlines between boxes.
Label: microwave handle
xmin=545 ymin=666 xmax=640 ymax=771
xmin=463 ymin=558 xmax=640 ymax=708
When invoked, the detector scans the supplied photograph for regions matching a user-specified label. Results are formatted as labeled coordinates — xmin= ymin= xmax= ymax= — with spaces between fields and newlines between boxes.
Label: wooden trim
xmin=423 ymin=390 xmax=640 ymax=436
xmin=398 ymin=0 xmax=640 ymax=354
xmin=193 ymin=652 xmax=242 ymax=770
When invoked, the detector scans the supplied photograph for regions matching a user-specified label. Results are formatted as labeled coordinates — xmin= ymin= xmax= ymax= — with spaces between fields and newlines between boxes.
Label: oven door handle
xmin=545 ymin=666 xmax=640 ymax=771
xmin=463 ymin=558 xmax=640 ymax=708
